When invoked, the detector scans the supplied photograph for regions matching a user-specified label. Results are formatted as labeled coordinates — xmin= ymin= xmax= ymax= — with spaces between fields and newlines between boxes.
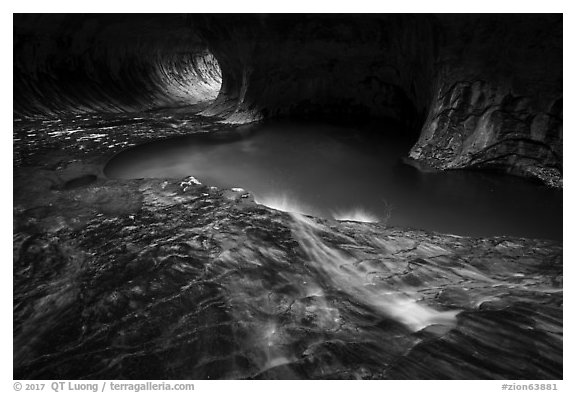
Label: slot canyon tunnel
xmin=13 ymin=14 xmax=563 ymax=380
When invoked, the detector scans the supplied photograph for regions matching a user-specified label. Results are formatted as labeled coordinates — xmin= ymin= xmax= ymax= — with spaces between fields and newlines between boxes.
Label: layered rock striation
xmin=13 ymin=114 xmax=562 ymax=379
xmin=12 ymin=15 xmax=564 ymax=378
xmin=13 ymin=14 xmax=222 ymax=117
xmin=13 ymin=14 xmax=562 ymax=185
xmin=409 ymin=15 xmax=562 ymax=187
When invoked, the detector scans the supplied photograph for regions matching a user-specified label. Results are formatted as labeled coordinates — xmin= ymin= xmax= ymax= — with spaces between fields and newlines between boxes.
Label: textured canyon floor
xmin=13 ymin=110 xmax=562 ymax=379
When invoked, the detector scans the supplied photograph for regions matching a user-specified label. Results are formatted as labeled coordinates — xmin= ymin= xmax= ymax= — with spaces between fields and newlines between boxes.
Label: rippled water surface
xmin=105 ymin=121 xmax=562 ymax=240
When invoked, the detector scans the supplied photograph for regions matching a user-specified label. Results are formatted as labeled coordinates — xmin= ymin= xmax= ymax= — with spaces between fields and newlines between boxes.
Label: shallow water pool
xmin=104 ymin=121 xmax=562 ymax=240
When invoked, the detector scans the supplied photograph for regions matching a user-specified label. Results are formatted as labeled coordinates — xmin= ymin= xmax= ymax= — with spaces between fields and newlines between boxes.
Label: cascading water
xmin=288 ymin=212 xmax=460 ymax=332
xmin=13 ymin=13 xmax=563 ymax=380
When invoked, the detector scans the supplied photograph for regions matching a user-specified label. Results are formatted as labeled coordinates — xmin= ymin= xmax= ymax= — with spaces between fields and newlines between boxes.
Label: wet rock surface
xmin=13 ymin=114 xmax=562 ymax=379
xmin=14 ymin=14 xmax=562 ymax=186
xmin=409 ymin=15 xmax=562 ymax=187
xmin=13 ymin=15 xmax=222 ymax=118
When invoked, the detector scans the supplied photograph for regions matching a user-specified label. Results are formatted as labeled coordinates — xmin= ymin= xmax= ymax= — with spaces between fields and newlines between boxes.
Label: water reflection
xmin=104 ymin=121 xmax=562 ymax=240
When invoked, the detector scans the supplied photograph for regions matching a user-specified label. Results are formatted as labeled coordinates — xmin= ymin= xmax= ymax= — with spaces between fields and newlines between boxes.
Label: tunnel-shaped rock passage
xmin=13 ymin=13 xmax=564 ymax=380
xmin=14 ymin=14 xmax=223 ymax=117
xmin=14 ymin=14 xmax=562 ymax=187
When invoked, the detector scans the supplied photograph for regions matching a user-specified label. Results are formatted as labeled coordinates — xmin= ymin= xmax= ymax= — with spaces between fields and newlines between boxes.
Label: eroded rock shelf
xmin=13 ymin=114 xmax=562 ymax=379
xmin=13 ymin=13 xmax=563 ymax=380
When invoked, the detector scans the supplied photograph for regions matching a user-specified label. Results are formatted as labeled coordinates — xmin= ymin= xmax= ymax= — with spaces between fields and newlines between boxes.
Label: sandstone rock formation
xmin=13 ymin=111 xmax=562 ymax=380
xmin=14 ymin=14 xmax=563 ymax=185
xmin=13 ymin=14 xmax=563 ymax=380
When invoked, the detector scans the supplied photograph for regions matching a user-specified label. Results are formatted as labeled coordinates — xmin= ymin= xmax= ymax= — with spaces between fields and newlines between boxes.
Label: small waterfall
xmin=331 ymin=207 xmax=380 ymax=223
xmin=289 ymin=212 xmax=460 ymax=332
xmin=254 ymin=193 xmax=316 ymax=216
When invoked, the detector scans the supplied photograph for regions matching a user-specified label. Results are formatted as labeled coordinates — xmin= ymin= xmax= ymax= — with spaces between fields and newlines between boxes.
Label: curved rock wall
xmin=13 ymin=14 xmax=562 ymax=186
xmin=193 ymin=14 xmax=438 ymax=128
xmin=14 ymin=14 xmax=222 ymax=117
xmin=409 ymin=15 xmax=562 ymax=187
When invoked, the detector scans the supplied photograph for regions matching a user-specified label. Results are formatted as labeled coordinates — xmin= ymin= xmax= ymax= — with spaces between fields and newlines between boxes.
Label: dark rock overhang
xmin=13 ymin=13 xmax=563 ymax=185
